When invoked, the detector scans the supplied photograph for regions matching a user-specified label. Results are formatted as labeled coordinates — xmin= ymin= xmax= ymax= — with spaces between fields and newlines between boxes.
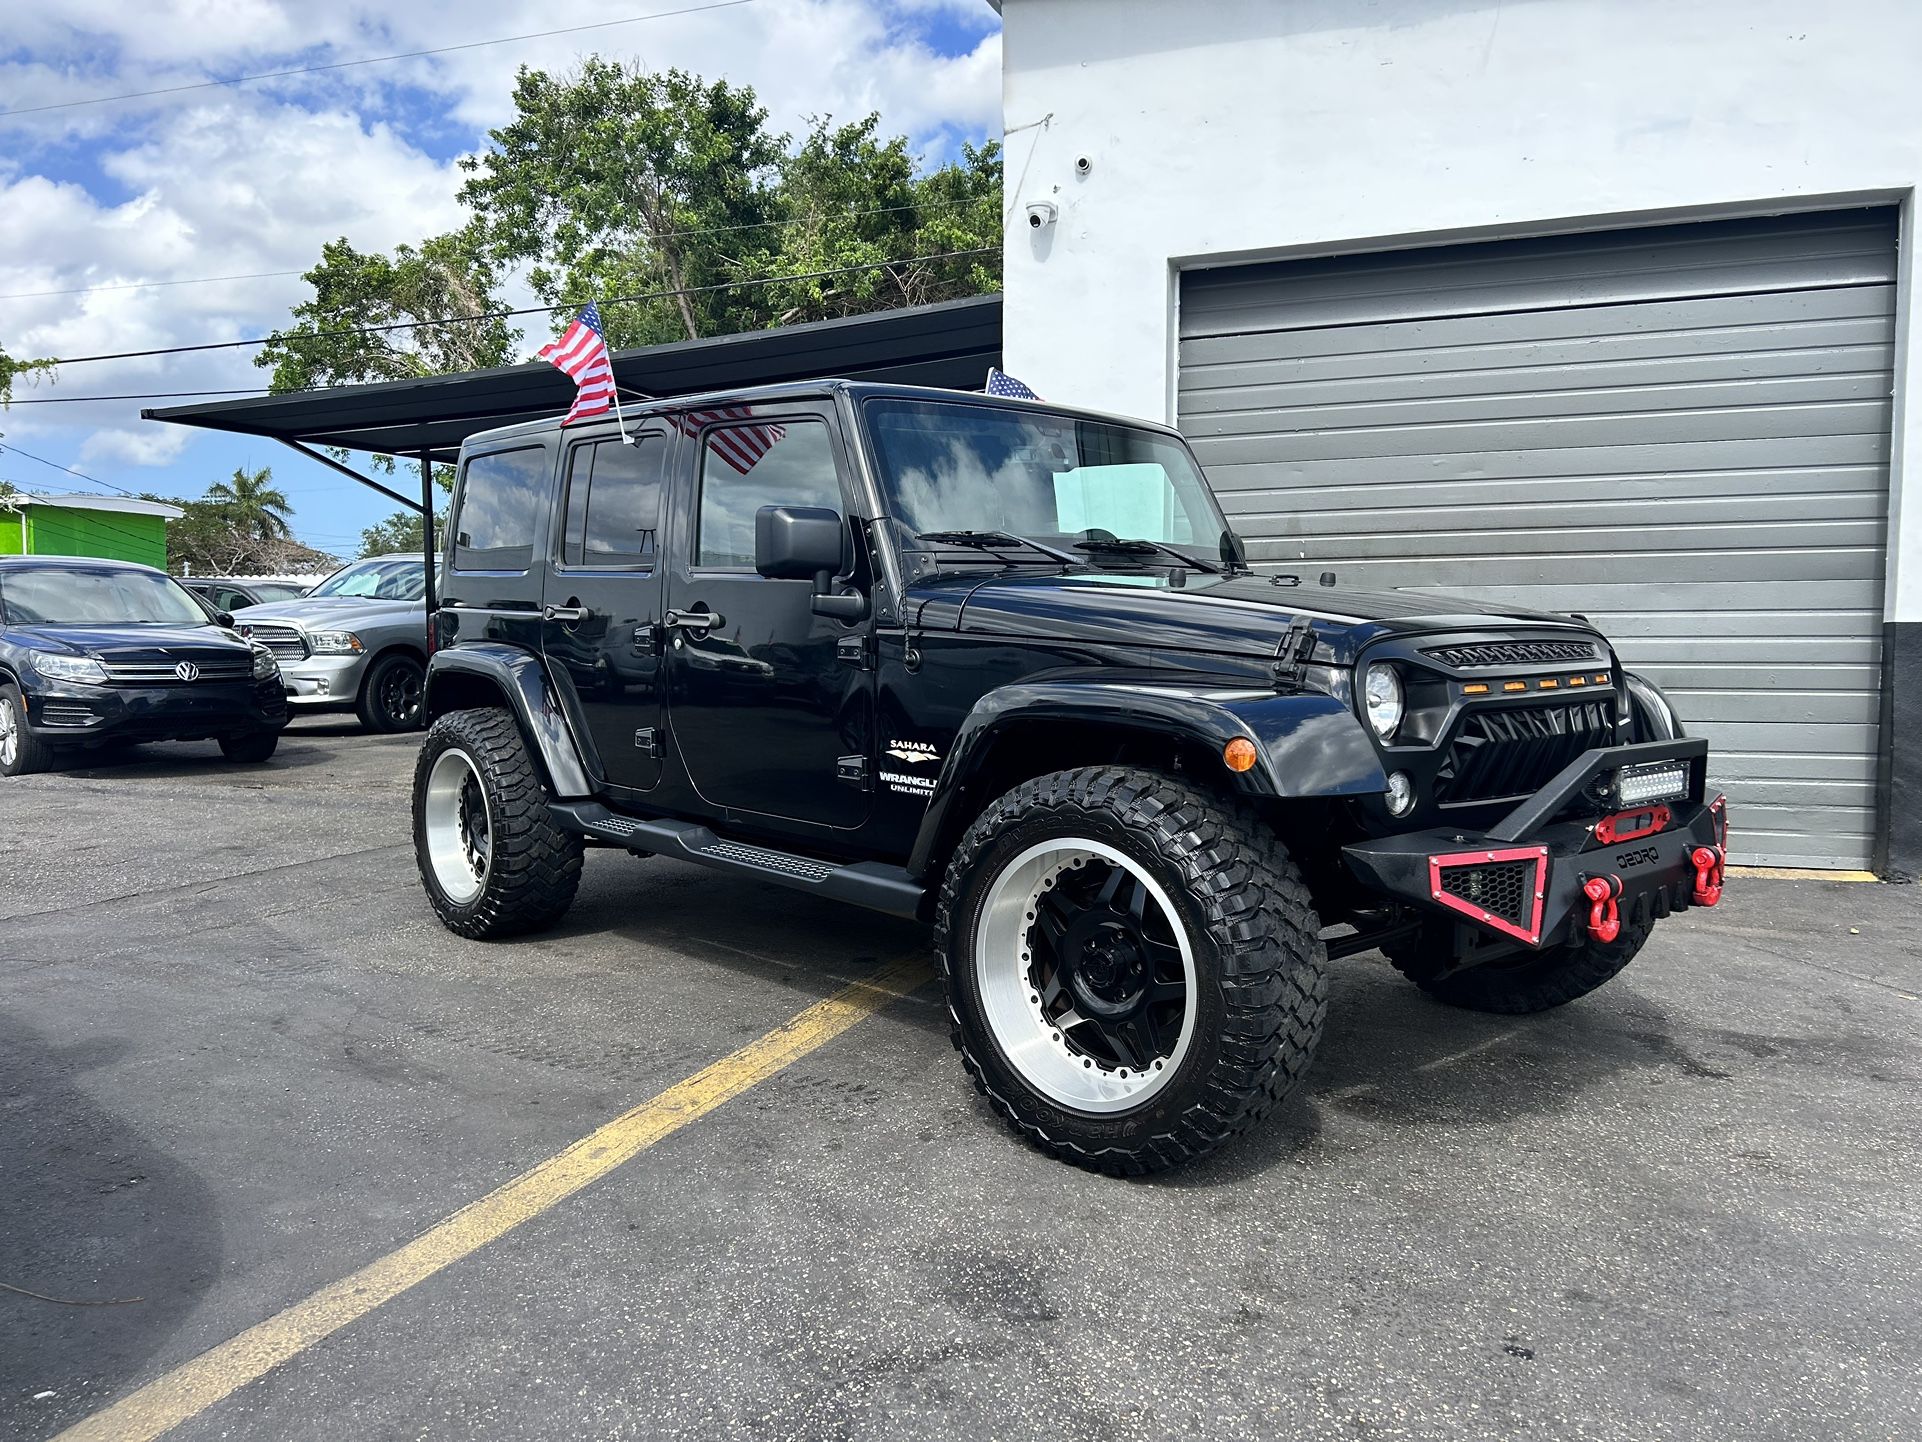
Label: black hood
xmin=18 ymin=622 xmax=254 ymax=663
xmin=908 ymin=570 xmax=1595 ymax=666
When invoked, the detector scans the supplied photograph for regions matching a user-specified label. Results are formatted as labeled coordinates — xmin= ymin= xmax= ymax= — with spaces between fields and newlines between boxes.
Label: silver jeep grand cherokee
xmin=232 ymin=555 xmax=431 ymax=733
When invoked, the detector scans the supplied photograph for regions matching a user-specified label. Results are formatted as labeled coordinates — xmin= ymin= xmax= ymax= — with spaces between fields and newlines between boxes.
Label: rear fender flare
xmin=907 ymin=680 xmax=1387 ymax=877
xmin=424 ymin=644 xmax=597 ymax=797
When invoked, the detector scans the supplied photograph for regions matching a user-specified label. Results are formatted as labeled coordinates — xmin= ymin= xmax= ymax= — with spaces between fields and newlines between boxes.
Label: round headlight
xmin=1363 ymin=663 xmax=1404 ymax=740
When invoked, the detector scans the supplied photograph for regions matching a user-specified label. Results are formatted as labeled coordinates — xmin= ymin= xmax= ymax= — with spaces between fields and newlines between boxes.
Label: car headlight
xmin=1363 ymin=662 xmax=1404 ymax=740
xmin=251 ymin=645 xmax=280 ymax=680
xmin=30 ymin=652 xmax=109 ymax=684
xmin=308 ymin=630 xmax=363 ymax=656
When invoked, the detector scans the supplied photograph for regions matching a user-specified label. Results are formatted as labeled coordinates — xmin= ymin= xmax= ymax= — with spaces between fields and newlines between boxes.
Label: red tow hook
xmin=1582 ymin=874 xmax=1623 ymax=944
xmin=1690 ymin=845 xmax=1725 ymax=907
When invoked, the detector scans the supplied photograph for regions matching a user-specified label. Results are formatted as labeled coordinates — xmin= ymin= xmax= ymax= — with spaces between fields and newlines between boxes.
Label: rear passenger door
xmin=542 ymin=429 xmax=670 ymax=794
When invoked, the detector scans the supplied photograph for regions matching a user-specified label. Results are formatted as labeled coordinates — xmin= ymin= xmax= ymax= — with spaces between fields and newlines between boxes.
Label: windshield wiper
xmin=1072 ymin=535 xmax=1224 ymax=574
xmin=916 ymin=530 xmax=1081 ymax=565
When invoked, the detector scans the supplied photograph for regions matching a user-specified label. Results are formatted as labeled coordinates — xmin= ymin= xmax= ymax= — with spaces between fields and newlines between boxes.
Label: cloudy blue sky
xmin=0 ymin=0 xmax=1002 ymax=564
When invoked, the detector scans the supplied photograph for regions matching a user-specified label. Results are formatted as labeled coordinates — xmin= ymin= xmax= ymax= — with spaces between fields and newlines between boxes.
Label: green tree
xmin=205 ymin=465 xmax=294 ymax=541
xmin=144 ymin=491 xmax=338 ymax=577
xmin=459 ymin=60 xmax=784 ymax=346
xmin=359 ymin=465 xmax=453 ymax=558
xmin=1 ymin=344 xmax=57 ymax=407
xmin=254 ymin=229 xmax=517 ymax=393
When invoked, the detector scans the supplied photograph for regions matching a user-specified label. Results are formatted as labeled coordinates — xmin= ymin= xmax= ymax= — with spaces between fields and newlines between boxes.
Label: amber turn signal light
xmin=1223 ymin=737 xmax=1258 ymax=773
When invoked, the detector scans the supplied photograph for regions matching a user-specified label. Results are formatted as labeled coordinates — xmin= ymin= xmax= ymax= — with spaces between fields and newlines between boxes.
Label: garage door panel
xmin=1655 ymin=689 xmax=1879 ymax=725
xmin=1633 ymin=661 xmax=1880 ymax=694
xmin=1197 ymin=432 xmax=1890 ymax=491
xmin=1190 ymin=399 xmax=1893 ymax=464
xmin=1181 ymin=285 xmax=1895 ymax=373
xmin=1245 ymin=491 xmax=1887 ymax=537
xmin=1726 ymin=826 xmax=1874 ymax=869
xmin=1244 ymin=546 xmax=1883 ymax=586
xmin=1376 ymin=579 xmax=1878 ymax=617
xmin=1181 ymin=353 xmax=1892 ymax=424
xmin=1616 ymin=635 xmax=1881 ymax=667
xmin=1709 ymin=751 xmax=1879 ymax=783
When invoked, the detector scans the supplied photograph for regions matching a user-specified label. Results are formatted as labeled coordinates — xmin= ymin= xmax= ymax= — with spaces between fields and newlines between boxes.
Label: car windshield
xmin=309 ymin=558 xmax=427 ymax=601
xmin=0 ymin=564 xmax=210 ymax=626
xmin=248 ymin=582 xmax=307 ymax=602
xmin=863 ymin=398 xmax=1234 ymax=567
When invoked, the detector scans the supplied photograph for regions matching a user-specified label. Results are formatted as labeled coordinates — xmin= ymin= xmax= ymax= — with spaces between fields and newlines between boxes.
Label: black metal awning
xmin=143 ymin=294 xmax=1002 ymax=465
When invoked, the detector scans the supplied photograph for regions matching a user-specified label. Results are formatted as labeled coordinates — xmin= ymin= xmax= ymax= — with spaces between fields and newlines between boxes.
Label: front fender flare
xmin=425 ymin=644 xmax=595 ymax=798
xmin=907 ymin=681 xmax=1387 ymax=877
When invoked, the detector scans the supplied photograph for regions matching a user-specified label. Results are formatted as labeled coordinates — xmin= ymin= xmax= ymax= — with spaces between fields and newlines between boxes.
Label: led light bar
xmin=1616 ymin=759 xmax=1690 ymax=806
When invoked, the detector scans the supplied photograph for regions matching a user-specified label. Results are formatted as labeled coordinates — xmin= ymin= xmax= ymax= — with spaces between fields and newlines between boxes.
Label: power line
xmin=0 ymin=438 xmax=139 ymax=497
xmin=2 ymin=0 xmax=764 ymax=118
xmin=0 ymin=198 xmax=987 ymax=305
xmin=43 ymin=246 xmax=1000 ymax=367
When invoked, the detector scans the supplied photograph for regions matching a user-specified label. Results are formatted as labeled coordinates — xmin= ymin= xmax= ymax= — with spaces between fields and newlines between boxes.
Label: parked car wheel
xmin=1383 ymin=916 xmax=1651 ymax=1014
xmin=936 ymin=766 xmax=1329 ymax=1175
xmin=0 ymin=684 xmax=56 ymax=777
xmin=358 ymin=652 xmax=426 ymax=733
xmin=219 ymin=730 xmax=280 ymax=764
xmin=414 ymin=707 xmax=584 ymax=939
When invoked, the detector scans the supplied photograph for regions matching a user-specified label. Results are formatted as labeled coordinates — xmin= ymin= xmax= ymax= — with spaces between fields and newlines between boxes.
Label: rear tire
xmin=358 ymin=652 xmax=426 ymax=733
xmin=1384 ymin=916 xmax=1651 ymax=1014
xmin=935 ymin=766 xmax=1328 ymax=1176
xmin=0 ymin=685 xmax=56 ymax=777
xmin=219 ymin=731 xmax=280 ymax=763
xmin=414 ymin=707 xmax=583 ymax=939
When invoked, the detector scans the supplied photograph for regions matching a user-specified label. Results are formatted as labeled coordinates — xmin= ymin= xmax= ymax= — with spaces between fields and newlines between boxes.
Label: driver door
xmin=662 ymin=404 xmax=872 ymax=833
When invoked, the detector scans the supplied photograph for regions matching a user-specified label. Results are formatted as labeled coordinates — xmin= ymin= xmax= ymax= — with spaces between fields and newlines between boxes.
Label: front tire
xmin=358 ymin=652 xmax=426 ymax=733
xmin=1384 ymin=916 xmax=1650 ymax=1014
xmin=219 ymin=731 xmax=280 ymax=763
xmin=0 ymin=685 xmax=56 ymax=777
xmin=414 ymin=707 xmax=584 ymax=939
xmin=936 ymin=767 xmax=1328 ymax=1176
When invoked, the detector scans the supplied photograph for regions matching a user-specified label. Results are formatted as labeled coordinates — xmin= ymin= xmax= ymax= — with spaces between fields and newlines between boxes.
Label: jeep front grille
xmin=241 ymin=624 xmax=308 ymax=661
xmin=1436 ymin=700 xmax=1616 ymax=804
xmin=1424 ymin=640 xmax=1598 ymax=669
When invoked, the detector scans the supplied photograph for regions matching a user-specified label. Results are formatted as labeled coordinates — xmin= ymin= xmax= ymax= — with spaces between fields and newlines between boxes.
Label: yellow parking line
xmin=1725 ymin=865 xmax=1878 ymax=882
xmin=56 ymin=956 xmax=932 ymax=1442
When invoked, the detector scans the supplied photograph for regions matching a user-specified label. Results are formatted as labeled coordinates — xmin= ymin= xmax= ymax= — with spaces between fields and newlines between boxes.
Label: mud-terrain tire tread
xmin=1383 ymin=916 xmax=1651 ymax=1014
xmin=0 ymin=683 xmax=57 ymax=776
xmin=934 ymin=765 xmax=1328 ymax=1176
xmin=414 ymin=706 xmax=583 ymax=939
xmin=219 ymin=730 xmax=280 ymax=763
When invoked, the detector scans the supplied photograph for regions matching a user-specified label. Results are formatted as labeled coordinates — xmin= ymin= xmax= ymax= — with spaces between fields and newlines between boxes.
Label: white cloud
xmin=78 ymin=425 xmax=193 ymax=468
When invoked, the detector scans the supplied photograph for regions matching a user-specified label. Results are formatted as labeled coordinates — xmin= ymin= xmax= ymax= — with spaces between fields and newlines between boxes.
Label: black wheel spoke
xmin=1106 ymin=1018 xmax=1149 ymax=1070
xmin=1096 ymin=864 xmax=1126 ymax=907
xmin=1127 ymin=876 xmax=1152 ymax=924
xmin=1136 ymin=1006 xmax=1164 ymax=1059
xmin=1147 ymin=977 xmax=1186 ymax=1006
xmin=1039 ymin=964 xmax=1065 ymax=1008
xmin=1034 ymin=891 xmax=1072 ymax=949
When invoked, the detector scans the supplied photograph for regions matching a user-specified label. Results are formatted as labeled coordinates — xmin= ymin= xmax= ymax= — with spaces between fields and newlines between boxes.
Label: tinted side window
xmin=695 ymin=420 xmax=841 ymax=570
xmin=561 ymin=435 xmax=666 ymax=567
xmin=454 ymin=447 xmax=547 ymax=571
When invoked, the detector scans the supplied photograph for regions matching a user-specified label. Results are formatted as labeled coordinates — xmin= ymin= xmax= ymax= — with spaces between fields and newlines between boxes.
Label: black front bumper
xmin=1343 ymin=738 xmax=1727 ymax=950
xmin=24 ymin=678 xmax=289 ymax=745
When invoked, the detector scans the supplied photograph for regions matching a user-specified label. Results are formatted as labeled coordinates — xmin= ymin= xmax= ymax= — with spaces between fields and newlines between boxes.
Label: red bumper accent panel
xmin=1427 ymin=845 xmax=1549 ymax=946
xmin=1594 ymin=803 xmax=1670 ymax=846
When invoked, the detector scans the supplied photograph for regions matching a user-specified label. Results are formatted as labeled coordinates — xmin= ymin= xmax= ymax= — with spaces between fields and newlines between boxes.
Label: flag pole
xmin=609 ymin=365 xmax=634 ymax=445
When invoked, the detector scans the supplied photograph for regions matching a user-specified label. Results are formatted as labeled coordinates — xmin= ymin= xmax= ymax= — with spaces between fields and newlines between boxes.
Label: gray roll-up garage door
xmin=1178 ymin=208 xmax=1895 ymax=869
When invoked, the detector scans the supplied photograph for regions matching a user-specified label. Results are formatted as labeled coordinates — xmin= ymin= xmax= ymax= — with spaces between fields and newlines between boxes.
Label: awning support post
xmin=420 ymin=450 xmax=438 ymax=614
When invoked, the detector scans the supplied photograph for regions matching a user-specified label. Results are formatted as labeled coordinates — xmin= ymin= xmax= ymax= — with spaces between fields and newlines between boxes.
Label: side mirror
xmin=756 ymin=505 xmax=871 ymax=621
xmin=215 ymin=611 xmax=236 ymax=628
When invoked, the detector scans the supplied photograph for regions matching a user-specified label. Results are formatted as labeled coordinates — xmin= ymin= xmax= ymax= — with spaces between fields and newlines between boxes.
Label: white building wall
xmin=996 ymin=0 xmax=1922 ymax=625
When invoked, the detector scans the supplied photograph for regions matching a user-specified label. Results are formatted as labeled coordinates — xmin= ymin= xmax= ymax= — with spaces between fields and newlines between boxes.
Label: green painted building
xmin=0 ymin=494 xmax=182 ymax=568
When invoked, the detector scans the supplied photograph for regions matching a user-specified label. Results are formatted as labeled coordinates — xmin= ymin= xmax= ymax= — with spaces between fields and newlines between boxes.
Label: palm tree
xmin=206 ymin=465 xmax=293 ymax=541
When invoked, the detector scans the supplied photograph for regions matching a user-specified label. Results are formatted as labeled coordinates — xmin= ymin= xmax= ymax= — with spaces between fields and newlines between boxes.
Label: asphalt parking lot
xmin=3 ymin=719 xmax=1919 ymax=1442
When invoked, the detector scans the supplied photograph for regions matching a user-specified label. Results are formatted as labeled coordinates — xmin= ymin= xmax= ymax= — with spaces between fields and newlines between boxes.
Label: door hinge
xmin=835 ymin=632 xmax=876 ymax=671
xmin=836 ymin=754 xmax=871 ymax=790
xmin=634 ymin=727 xmax=663 ymax=759
xmin=633 ymin=623 xmax=663 ymax=654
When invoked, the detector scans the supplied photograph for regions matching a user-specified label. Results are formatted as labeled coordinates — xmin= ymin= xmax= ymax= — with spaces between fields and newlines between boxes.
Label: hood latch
xmin=1273 ymin=616 xmax=1317 ymax=689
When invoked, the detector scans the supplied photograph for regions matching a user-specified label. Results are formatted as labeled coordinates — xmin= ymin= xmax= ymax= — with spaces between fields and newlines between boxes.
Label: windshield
xmin=0 ymin=565 xmax=210 ymax=627
xmin=309 ymin=558 xmax=428 ymax=601
xmin=863 ymin=398 xmax=1234 ymax=566
xmin=250 ymin=582 xmax=307 ymax=601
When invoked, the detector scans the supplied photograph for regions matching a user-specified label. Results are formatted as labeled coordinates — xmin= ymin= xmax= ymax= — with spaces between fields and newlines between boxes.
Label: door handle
xmin=543 ymin=604 xmax=588 ymax=623
xmin=664 ymin=609 xmax=723 ymax=631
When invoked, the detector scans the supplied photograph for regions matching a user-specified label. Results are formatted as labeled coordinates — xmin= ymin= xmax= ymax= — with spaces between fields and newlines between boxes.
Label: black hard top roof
xmin=144 ymin=295 xmax=1002 ymax=465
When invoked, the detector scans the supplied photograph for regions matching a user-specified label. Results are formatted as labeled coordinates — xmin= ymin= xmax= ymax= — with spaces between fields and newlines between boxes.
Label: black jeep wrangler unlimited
xmin=414 ymin=382 xmax=1728 ymax=1174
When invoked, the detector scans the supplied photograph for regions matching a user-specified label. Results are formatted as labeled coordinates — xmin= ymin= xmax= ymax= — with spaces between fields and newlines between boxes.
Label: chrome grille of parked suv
xmin=240 ymin=624 xmax=309 ymax=661
xmin=1424 ymin=640 xmax=1598 ymax=668
xmin=100 ymin=658 xmax=255 ymax=684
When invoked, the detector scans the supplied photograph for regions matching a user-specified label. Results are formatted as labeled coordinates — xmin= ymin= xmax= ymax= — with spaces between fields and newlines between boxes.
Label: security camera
xmin=1026 ymin=200 xmax=1058 ymax=230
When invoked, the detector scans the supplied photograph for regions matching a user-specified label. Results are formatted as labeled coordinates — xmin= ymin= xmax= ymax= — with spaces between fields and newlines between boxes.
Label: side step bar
xmin=549 ymin=801 xmax=925 ymax=920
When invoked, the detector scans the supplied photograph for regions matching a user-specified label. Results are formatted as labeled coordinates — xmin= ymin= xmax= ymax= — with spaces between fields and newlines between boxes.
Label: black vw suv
xmin=0 ymin=555 xmax=287 ymax=774
xmin=413 ymin=383 xmax=1728 ymax=1174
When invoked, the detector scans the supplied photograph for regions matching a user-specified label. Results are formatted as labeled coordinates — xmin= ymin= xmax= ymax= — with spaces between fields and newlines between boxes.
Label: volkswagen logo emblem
xmin=174 ymin=661 xmax=201 ymax=682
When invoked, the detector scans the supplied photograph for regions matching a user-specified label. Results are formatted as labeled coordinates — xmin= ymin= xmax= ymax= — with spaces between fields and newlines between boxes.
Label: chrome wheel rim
xmin=0 ymin=697 xmax=17 ymax=767
xmin=974 ymin=838 xmax=1196 ymax=1113
xmin=423 ymin=748 xmax=491 ymax=904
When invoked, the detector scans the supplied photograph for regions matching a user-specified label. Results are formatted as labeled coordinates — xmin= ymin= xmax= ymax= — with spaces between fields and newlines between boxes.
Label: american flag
xmin=985 ymin=367 xmax=1040 ymax=400
xmin=538 ymin=303 xmax=617 ymax=424
xmin=670 ymin=407 xmax=787 ymax=474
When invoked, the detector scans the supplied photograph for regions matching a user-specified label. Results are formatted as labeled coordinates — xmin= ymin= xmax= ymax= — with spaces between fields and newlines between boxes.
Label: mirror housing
xmin=755 ymin=505 xmax=870 ymax=621
xmin=215 ymin=610 xmax=236 ymax=628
